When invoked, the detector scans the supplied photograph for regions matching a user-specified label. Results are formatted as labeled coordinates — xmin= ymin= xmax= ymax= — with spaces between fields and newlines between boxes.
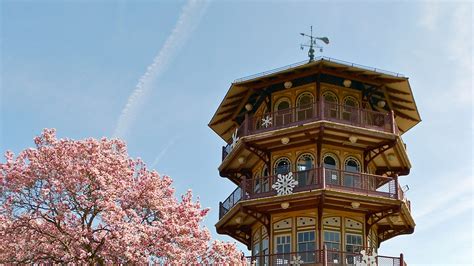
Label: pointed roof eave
xmin=209 ymin=57 xmax=421 ymax=141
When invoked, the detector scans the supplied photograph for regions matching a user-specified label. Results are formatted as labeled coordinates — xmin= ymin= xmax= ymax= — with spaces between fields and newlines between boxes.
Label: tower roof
xmin=209 ymin=57 xmax=421 ymax=142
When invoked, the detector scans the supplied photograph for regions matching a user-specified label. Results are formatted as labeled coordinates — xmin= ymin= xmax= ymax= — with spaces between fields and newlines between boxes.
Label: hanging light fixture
xmin=387 ymin=153 xmax=396 ymax=161
xmin=284 ymin=81 xmax=293 ymax=89
xmin=245 ymin=103 xmax=253 ymax=111
xmin=281 ymin=137 xmax=290 ymax=145
xmin=351 ymin=202 xmax=360 ymax=209
xmin=349 ymin=135 xmax=358 ymax=144
xmin=343 ymin=79 xmax=352 ymax=88
xmin=281 ymin=202 xmax=290 ymax=209
xmin=377 ymin=100 xmax=386 ymax=108
xmin=235 ymin=217 xmax=242 ymax=224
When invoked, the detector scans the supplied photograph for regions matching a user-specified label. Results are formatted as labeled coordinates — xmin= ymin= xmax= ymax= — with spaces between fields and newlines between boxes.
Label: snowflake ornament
xmin=356 ymin=250 xmax=377 ymax=266
xmin=230 ymin=128 xmax=240 ymax=150
xmin=290 ymin=255 xmax=304 ymax=265
xmin=272 ymin=172 xmax=298 ymax=196
xmin=261 ymin=115 xmax=272 ymax=128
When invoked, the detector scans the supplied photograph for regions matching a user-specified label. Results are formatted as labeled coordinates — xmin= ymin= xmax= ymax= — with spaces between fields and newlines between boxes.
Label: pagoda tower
xmin=209 ymin=55 xmax=420 ymax=265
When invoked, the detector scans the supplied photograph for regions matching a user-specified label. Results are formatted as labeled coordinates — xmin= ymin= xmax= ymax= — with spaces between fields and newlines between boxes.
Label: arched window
xmin=297 ymin=92 xmax=314 ymax=107
xmin=297 ymin=153 xmax=315 ymax=171
xmin=323 ymin=91 xmax=338 ymax=103
xmin=262 ymin=165 xmax=269 ymax=177
xmin=342 ymin=96 xmax=359 ymax=122
xmin=275 ymin=98 xmax=291 ymax=111
xmin=254 ymin=172 xmax=261 ymax=194
xmin=274 ymin=157 xmax=291 ymax=175
xmin=252 ymin=228 xmax=261 ymax=264
xmin=323 ymin=153 xmax=338 ymax=169
xmin=343 ymin=96 xmax=359 ymax=108
xmin=297 ymin=92 xmax=314 ymax=121
xmin=344 ymin=157 xmax=361 ymax=188
xmin=323 ymin=153 xmax=339 ymax=185
xmin=262 ymin=165 xmax=270 ymax=193
xmin=344 ymin=157 xmax=360 ymax=172
xmin=322 ymin=91 xmax=339 ymax=119
xmin=297 ymin=153 xmax=315 ymax=187
xmin=274 ymin=98 xmax=292 ymax=126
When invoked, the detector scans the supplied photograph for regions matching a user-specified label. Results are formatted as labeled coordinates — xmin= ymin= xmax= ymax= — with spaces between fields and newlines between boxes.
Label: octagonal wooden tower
xmin=209 ymin=57 xmax=420 ymax=265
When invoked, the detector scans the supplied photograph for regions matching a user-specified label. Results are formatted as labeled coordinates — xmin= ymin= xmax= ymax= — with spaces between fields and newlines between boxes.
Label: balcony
xmin=222 ymin=100 xmax=397 ymax=161
xmin=219 ymin=168 xmax=405 ymax=219
xmin=244 ymin=248 xmax=406 ymax=266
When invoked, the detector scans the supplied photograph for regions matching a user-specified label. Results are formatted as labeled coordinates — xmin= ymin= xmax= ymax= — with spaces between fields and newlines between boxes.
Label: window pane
xmin=277 ymin=101 xmax=290 ymax=110
xmin=345 ymin=159 xmax=359 ymax=172
xmin=324 ymin=156 xmax=336 ymax=169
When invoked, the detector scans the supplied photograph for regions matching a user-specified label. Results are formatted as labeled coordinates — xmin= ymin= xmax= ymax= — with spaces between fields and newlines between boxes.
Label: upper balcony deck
xmin=222 ymin=100 xmax=397 ymax=161
xmin=219 ymin=167 xmax=411 ymax=220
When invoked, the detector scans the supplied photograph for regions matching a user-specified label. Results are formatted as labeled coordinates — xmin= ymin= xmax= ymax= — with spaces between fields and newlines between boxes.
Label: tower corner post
xmin=241 ymin=176 xmax=247 ymax=200
xmin=391 ymin=110 xmax=396 ymax=134
xmin=244 ymin=112 xmax=249 ymax=136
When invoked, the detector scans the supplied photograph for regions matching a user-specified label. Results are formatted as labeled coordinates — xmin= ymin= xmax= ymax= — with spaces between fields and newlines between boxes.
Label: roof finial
xmin=300 ymin=26 xmax=329 ymax=62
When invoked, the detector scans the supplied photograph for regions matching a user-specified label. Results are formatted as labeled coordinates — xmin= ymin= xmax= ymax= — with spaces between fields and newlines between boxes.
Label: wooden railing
xmin=219 ymin=186 xmax=242 ymax=219
xmin=245 ymin=248 xmax=405 ymax=266
xmin=222 ymin=100 xmax=396 ymax=161
xmin=219 ymin=168 xmax=402 ymax=219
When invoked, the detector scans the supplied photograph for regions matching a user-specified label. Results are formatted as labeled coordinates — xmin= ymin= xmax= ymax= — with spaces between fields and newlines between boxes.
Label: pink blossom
xmin=0 ymin=129 xmax=244 ymax=264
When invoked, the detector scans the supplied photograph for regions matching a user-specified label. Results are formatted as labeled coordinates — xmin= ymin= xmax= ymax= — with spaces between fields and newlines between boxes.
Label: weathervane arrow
xmin=300 ymin=26 xmax=329 ymax=62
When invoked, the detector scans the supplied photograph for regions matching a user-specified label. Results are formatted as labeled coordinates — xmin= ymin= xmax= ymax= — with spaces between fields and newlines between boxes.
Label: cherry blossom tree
xmin=0 ymin=129 xmax=245 ymax=264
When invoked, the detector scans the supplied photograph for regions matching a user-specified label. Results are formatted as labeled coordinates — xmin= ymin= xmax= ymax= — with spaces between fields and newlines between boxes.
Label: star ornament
xmin=261 ymin=115 xmax=273 ymax=128
xmin=272 ymin=172 xmax=298 ymax=196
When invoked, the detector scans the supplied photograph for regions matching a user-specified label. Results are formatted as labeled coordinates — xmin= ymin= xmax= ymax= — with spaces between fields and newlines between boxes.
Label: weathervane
xmin=300 ymin=26 xmax=329 ymax=62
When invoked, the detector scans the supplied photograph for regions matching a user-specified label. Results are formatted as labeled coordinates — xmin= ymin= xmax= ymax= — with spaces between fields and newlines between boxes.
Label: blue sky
xmin=1 ymin=1 xmax=472 ymax=264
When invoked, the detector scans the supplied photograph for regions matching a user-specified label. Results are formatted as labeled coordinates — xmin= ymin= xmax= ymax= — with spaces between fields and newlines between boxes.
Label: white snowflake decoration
xmin=356 ymin=250 xmax=377 ymax=266
xmin=230 ymin=128 xmax=240 ymax=150
xmin=272 ymin=172 xmax=298 ymax=196
xmin=261 ymin=115 xmax=272 ymax=128
xmin=290 ymin=255 xmax=304 ymax=265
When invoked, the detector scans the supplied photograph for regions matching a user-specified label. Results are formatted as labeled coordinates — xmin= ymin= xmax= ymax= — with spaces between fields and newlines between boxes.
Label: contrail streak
xmin=113 ymin=0 xmax=209 ymax=139
xmin=150 ymin=135 xmax=180 ymax=169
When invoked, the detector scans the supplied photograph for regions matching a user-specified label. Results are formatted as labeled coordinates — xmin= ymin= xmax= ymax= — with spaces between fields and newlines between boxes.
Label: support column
xmin=317 ymin=126 xmax=324 ymax=167
xmin=316 ymin=71 xmax=321 ymax=118
xmin=365 ymin=214 xmax=370 ymax=249
xmin=318 ymin=195 xmax=325 ymax=262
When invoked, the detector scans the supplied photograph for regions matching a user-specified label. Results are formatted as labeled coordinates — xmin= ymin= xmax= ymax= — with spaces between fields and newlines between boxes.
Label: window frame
xmin=345 ymin=233 xmax=363 ymax=253
xmin=324 ymin=230 xmax=342 ymax=264
xmin=297 ymin=153 xmax=315 ymax=171
xmin=274 ymin=97 xmax=292 ymax=112
xmin=323 ymin=153 xmax=340 ymax=185
xmin=297 ymin=230 xmax=316 ymax=263
xmin=343 ymin=156 xmax=362 ymax=188
xmin=344 ymin=156 xmax=361 ymax=172
xmin=322 ymin=91 xmax=339 ymax=104
xmin=274 ymin=234 xmax=292 ymax=254
xmin=273 ymin=157 xmax=292 ymax=175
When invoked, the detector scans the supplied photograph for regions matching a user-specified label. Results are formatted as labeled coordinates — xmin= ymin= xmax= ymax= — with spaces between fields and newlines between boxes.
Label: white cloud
xmin=414 ymin=177 xmax=472 ymax=220
xmin=448 ymin=4 xmax=473 ymax=105
xmin=412 ymin=170 xmax=473 ymax=232
xmin=417 ymin=2 xmax=472 ymax=107
xmin=113 ymin=0 xmax=209 ymax=139
xmin=418 ymin=2 xmax=440 ymax=31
